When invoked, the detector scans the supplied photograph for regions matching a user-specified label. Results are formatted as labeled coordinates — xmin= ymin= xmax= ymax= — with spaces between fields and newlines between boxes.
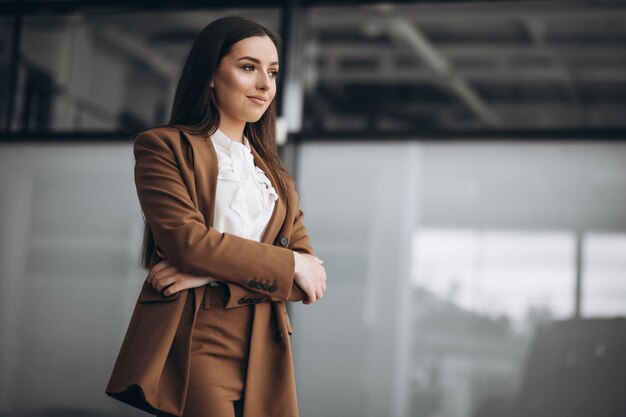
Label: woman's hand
xmin=147 ymin=257 xmax=219 ymax=296
xmin=293 ymin=252 xmax=327 ymax=305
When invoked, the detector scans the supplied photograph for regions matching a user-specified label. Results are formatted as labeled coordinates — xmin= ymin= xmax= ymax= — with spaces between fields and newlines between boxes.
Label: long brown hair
xmin=140 ymin=16 xmax=294 ymax=269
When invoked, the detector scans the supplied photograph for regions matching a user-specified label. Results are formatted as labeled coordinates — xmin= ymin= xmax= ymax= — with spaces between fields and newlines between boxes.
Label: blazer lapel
xmin=180 ymin=130 xmax=217 ymax=228
xmin=181 ymin=129 xmax=285 ymax=245
xmin=249 ymin=141 xmax=286 ymax=245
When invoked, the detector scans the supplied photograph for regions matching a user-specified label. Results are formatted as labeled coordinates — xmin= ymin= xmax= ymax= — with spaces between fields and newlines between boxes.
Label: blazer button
xmin=238 ymin=297 xmax=246 ymax=305
xmin=269 ymin=285 xmax=277 ymax=293
xmin=262 ymin=284 xmax=270 ymax=291
xmin=249 ymin=279 xmax=256 ymax=288
xmin=255 ymin=297 xmax=263 ymax=304
xmin=255 ymin=282 xmax=264 ymax=289
xmin=278 ymin=236 xmax=289 ymax=247
xmin=274 ymin=331 xmax=284 ymax=342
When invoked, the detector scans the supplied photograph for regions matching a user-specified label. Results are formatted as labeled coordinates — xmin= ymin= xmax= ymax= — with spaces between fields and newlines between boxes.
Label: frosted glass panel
xmin=293 ymin=139 xmax=626 ymax=417
xmin=583 ymin=233 xmax=626 ymax=317
xmin=413 ymin=229 xmax=575 ymax=330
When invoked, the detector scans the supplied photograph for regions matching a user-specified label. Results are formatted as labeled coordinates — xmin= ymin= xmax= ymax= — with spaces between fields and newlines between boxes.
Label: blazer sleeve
xmin=223 ymin=206 xmax=313 ymax=307
xmin=134 ymin=130 xmax=296 ymax=301
xmin=288 ymin=207 xmax=314 ymax=256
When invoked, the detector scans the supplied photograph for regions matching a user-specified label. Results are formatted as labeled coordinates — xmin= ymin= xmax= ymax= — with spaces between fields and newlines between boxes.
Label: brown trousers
xmin=157 ymin=283 xmax=253 ymax=417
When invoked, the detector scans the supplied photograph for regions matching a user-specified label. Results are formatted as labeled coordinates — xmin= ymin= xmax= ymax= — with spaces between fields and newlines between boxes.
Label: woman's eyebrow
xmin=236 ymin=56 xmax=279 ymax=66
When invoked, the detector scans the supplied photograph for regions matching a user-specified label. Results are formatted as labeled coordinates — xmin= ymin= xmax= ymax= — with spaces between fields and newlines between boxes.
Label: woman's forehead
xmin=228 ymin=36 xmax=279 ymax=64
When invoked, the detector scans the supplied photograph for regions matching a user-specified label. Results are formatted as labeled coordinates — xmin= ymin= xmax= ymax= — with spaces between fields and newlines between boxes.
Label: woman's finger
xmin=154 ymin=276 xmax=178 ymax=293
xmin=157 ymin=265 xmax=178 ymax=276
xmin=147 ymin=260 xmax=172 ymax=284
xmin=155 ymin=277 xmax=177 ymax=294
xmin=162 ymin=275 xmax=219 ymax=296
xmin=162 ymin=282 xmax=181 ymax=296
xmin=155 ymin=259 xmax=171 ymax=270
xmin=151 ymin=266 xmax=177 ymax=285
xmin=316 ymin=287 xmax=324 ymax=300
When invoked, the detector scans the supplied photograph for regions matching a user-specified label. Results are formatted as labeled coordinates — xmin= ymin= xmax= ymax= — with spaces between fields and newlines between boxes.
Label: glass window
xmin=303 ymin=2 xmax=626 ymax=135
xmin=582 ymin=232 xmax=626 ymax=317
xmin=0 ymin=16 xmax=15 ymax=131
xmin=412 ymin=229 xmax=576 ymax=330
xmin=410 ymin=228 xmax=575 ymax=417
xmin=11 ymin=9 xmax=281 ymax=133
xmin=294 ymin=139 xmax=626 ymax=417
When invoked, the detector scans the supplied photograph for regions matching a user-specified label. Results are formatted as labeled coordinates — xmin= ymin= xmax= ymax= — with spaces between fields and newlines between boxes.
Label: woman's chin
xmin=245 ymin=112 xmax=266 ymax=123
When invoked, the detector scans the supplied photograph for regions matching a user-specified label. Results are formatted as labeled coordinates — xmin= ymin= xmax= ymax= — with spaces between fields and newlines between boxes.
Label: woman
xmin=105 ymin=16 xmax=327 ymax=417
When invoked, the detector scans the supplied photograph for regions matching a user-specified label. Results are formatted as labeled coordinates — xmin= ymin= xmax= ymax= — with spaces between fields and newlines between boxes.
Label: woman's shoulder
xmin=132 ymin=125 xmax=199 ymax=154
xmin=134 ymin=125 xmax=181 ymax=142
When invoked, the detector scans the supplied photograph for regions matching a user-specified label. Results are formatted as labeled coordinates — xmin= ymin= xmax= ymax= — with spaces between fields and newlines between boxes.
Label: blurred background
xmin=0 ymin=0 xmax=625 ymax=416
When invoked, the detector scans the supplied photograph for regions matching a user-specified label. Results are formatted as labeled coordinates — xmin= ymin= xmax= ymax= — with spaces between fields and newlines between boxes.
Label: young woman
xmin=105 ymin=16 xmax=327 ymax=417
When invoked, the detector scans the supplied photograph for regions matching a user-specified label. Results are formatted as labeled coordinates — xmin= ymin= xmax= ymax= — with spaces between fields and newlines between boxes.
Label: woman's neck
xmin=218 ymin=119 xmax=245 ymax=144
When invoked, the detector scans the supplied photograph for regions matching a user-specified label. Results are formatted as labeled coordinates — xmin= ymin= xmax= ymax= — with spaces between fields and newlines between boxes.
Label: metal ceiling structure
xmin=301 ymin=2 xmax=626 ymax=136
xmin=1 ymin=0 xmax=625 ymax=140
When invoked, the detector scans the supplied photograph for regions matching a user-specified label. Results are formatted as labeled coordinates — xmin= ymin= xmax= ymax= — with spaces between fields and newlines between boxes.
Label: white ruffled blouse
xmin=210 ymin=128 xmax=278 ymax=244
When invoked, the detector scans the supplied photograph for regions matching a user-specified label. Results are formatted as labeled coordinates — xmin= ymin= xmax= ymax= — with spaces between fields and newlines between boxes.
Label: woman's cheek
xmin=229 ymin=71 xmax=251 ymax=89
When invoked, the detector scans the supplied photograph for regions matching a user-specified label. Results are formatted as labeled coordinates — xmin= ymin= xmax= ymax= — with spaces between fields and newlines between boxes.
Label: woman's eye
xmin=241 ymin=65 xmax=279 ymax=79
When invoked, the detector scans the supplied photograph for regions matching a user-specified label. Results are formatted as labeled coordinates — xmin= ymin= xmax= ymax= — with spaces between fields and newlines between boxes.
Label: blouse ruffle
xmin=212 ymin=131 xmax=278 ymax=235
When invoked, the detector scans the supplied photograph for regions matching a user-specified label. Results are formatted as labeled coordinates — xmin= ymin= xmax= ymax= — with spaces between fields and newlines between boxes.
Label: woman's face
xmin=211 ymin=35 xmax=279 ymax=125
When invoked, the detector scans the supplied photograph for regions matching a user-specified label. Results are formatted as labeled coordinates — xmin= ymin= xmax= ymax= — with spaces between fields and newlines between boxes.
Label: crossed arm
xmin=221 ymin=208 xmax=313 ymax=307
xmin=152 ymin=209 xmax=314 ymax=307
xmin=135 ymin=130 xmax=315 ymax=305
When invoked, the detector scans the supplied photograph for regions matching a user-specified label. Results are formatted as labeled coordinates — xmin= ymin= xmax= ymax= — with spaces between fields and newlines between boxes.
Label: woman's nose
xmin=257 ymin=73 xmax=271 ymax=90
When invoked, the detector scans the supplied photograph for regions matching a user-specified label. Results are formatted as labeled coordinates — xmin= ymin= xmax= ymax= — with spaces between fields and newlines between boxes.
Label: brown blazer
xmin=105 ymin=126 xmax=313 ymax=416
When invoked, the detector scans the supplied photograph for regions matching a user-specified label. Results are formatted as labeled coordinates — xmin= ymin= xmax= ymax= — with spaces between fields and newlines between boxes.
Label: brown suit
xmin=105 ymin=126 xmax=313 ymax=416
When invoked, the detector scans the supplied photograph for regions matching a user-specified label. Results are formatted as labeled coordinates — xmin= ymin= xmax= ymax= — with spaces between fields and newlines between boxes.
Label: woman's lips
xmin=248 ymin=96 xmax=266 ymax=105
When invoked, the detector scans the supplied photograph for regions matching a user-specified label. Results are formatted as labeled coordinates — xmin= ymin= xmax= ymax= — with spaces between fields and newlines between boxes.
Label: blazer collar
xmin=181 ymin=129 xmax=286 ymax=245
